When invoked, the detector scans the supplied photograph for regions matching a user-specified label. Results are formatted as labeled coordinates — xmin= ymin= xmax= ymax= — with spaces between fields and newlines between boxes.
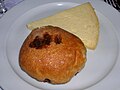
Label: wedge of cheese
xmin=27 ymin=2 xmax=99 ymax=50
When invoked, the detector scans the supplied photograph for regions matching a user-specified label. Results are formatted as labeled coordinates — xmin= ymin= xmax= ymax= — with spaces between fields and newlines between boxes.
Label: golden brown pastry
xmin=19 ymin=26 xmax=86 ymax=84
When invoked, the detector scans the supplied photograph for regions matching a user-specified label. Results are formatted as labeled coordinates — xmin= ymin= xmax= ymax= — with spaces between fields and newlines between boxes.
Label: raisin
xmin=43 ymin=78 xmax=51 ymax=83
xmin=29 ymin=36 xmax=43 ymax=49
xmin=75 ymin=72 xmax=79 ymax=76
xmin=29 ymin=33 xmax=52 ymax=49
xmin=43 ymin=33 xmax=52 ymax=45
xmin=54 ymin=34 xmax=62 ymax=44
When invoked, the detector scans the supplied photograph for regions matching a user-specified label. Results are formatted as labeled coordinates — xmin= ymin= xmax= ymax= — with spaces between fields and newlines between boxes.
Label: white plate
xmin=0 ymin=0 xmax=120 ymax=90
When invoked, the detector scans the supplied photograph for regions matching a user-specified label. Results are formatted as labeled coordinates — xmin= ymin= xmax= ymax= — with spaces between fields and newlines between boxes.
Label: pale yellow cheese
xmin=27 ymin=2 xmax=99 ymax=50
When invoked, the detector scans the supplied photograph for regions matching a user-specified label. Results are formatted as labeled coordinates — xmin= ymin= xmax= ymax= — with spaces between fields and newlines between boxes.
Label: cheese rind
xmin=27 ymin=2 xmax=99 ymax=50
